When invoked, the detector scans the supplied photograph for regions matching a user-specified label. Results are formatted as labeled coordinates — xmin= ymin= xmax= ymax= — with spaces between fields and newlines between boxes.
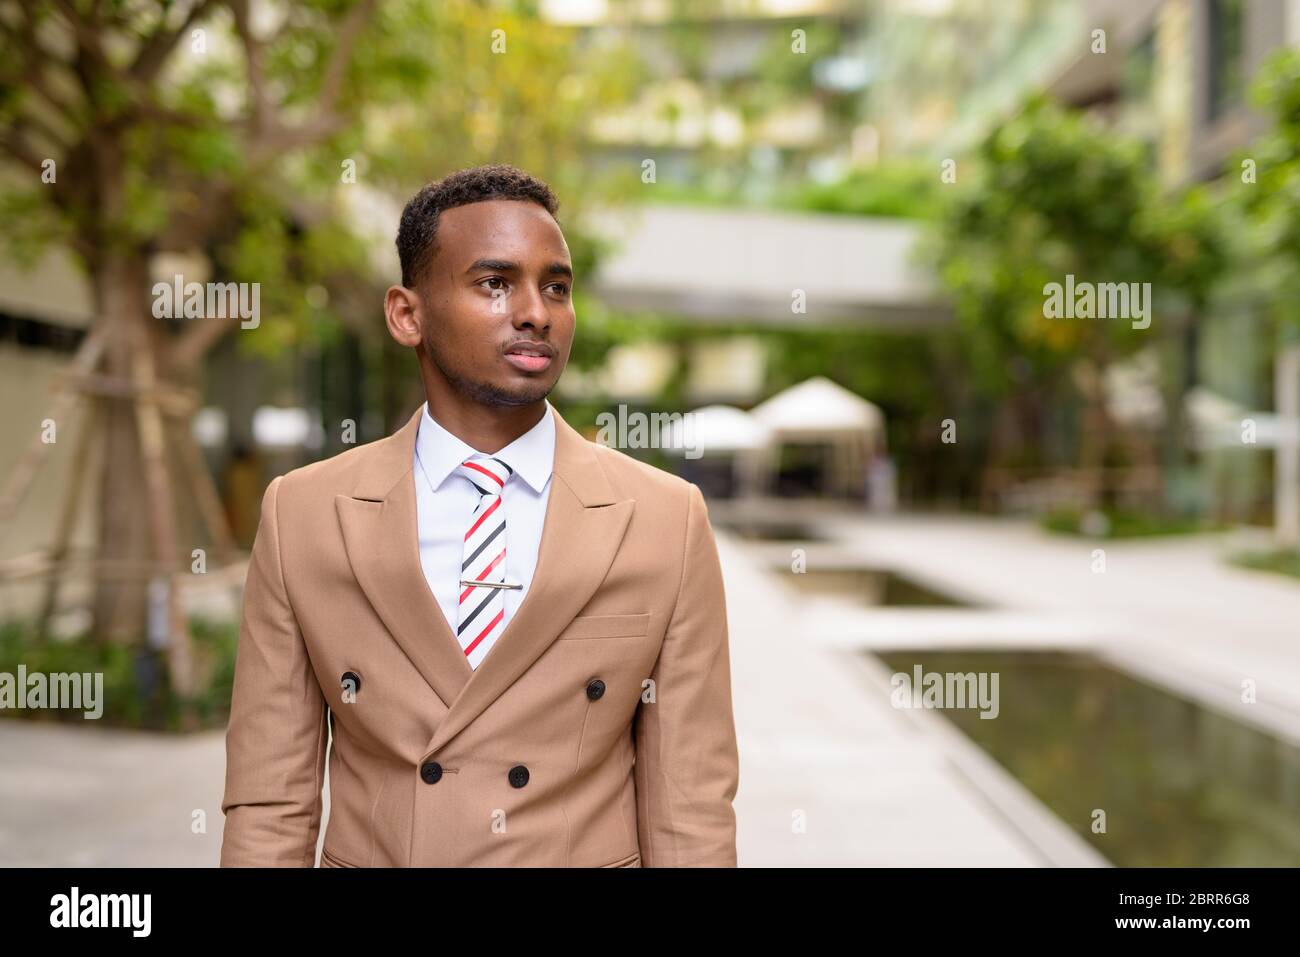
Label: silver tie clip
xmin=459 ymin=579 xmax=523 ymax=590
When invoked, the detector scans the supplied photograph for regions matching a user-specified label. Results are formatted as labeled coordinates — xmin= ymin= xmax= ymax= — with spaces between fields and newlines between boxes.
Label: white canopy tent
xmin=749 ymin=377 xmax=887 ymax=500
xmin=661 ymin=404 xmax=771 ymax=454
xmin=662 ymin=405 xmax=774 ymax=499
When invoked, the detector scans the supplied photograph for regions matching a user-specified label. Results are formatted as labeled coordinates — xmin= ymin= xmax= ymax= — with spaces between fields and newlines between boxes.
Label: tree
xmin=0 ymin=0 xmax=634 ymax=697
xmin=929 ymin=96 xmax=1226 ymax=512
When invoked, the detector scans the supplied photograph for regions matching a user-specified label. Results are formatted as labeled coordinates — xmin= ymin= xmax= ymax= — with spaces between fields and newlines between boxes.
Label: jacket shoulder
xmin=588 ymin=439 xmax=697 ymax=504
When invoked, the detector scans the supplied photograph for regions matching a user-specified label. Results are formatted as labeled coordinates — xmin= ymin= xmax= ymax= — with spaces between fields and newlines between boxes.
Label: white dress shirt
xmin=413 ymin=399 xmax=556 ymax=640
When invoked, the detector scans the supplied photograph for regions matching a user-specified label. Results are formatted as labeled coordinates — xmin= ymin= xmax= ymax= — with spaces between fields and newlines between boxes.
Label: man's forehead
xmin=436 ymin=200 xmax=569 ymax=261
xmin=439 ymin=197 xmax=556 ymax=234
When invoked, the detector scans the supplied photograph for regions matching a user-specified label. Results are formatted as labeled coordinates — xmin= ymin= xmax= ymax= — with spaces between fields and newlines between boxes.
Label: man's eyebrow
xmin=464 ymin=258 xmax=573 ymax=280
xmin=465 ymin=258 xmax=518 ymax=274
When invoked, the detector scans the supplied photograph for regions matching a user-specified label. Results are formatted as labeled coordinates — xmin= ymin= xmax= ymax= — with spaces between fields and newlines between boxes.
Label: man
xmin=219 ymin=164 xmax=740 ymax=867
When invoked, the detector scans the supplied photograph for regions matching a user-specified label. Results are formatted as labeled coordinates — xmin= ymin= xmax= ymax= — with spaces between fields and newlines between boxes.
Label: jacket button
xmin=586 ymin=678 xmax=605 ymax=700
xmin=341 ymin=671 xmax=362 ymax=694
xmin=420 ymin=761 xmax=442 ymax=784
xmin=508 ymin=765 xmax=529 ymax=788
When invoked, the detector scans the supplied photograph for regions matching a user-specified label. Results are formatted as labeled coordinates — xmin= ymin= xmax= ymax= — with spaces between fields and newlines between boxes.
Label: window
xmin=1123 ymin=29 xmax=1157 ymax=104
xmin=1207 ymin=0 xmax=1244 ymax=122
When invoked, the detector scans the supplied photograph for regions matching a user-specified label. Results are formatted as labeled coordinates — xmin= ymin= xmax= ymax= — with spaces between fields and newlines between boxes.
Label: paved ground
xmin=0 ymin=721 xmax=227 ymax=866
xmin=9 ymin=510 xmax=1285 ymax=868
xmin=0 ymin=514 xmax=1115 ymax=867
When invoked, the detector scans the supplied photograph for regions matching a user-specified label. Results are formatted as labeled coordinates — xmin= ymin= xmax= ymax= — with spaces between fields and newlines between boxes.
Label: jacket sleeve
xmin=633 ymin=482 xmax=740 ymax=866
xmin=220 ymin=474 xmax=329 ymax=867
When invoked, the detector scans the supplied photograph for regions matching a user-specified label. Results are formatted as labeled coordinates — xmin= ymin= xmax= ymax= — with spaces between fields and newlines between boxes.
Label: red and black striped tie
xmin=456 ymin=453 xmax=513 ymax=669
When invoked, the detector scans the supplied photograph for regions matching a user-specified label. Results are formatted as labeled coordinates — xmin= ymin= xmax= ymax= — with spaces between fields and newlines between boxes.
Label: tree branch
xmin=1 ymin=4 xmax=79 ymax=121
xmin=0 ymin=132 xmax=48 ymax=173
xmin=128 ymin=0 xmax=220 ymax=84
xmin=48 ymin=0 xmax=116 ymax=79
xmin=10 ymin=111 xmax=71 ymax=155
xmin=228 ymin=0 xmax=268 ymax=133
xmin=22 ymin=64 xmax=80 ymax=121
xmin=316 ymin=0 xmax=377 ymax=118
xmin=244 ymin=0 xmax=378 ymax=164
xmin=169 ymin=313 xmax=236 ymax=371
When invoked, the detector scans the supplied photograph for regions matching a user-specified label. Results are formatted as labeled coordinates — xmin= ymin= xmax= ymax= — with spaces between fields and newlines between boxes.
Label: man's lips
xmin=503 ymin=341 xmax=554 ymax=373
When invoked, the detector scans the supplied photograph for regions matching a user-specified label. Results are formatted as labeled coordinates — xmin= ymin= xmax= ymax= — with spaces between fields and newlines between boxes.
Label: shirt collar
xmin=414 ymin=399 xmax=556 ymax=495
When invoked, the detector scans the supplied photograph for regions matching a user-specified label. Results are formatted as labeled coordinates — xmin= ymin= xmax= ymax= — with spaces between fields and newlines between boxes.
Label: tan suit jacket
xmin=219 ymin=404 xmax=740 ymax=867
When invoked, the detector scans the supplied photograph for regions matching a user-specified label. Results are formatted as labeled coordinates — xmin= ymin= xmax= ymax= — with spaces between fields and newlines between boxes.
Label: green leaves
xmin=1228 ymin=48 xmax=1300 ymax=329
xmin=929 ymin=97 xmax=1219 ymax=398
xmin=1 ymin=0 xmax=639 ymax=367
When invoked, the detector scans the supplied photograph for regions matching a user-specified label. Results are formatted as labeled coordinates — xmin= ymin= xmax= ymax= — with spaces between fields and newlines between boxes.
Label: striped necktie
xmin=456 ymin=453 xmax=513 ymax=669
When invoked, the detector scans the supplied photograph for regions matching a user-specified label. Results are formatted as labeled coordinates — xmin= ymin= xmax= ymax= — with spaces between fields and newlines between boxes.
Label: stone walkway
xmin=1 ymin=514 xmax=1147 ymax=867
xmin=0 ymin=721 xmax=226 ymax=866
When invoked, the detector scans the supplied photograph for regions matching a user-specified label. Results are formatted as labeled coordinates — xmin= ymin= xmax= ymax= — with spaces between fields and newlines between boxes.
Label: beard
xmin=420 ymin=334 xmax=553 ymax=407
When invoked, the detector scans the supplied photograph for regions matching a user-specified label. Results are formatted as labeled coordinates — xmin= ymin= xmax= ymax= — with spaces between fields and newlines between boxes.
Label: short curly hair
xmin=396 ymin=164 xmax=560 ymax=288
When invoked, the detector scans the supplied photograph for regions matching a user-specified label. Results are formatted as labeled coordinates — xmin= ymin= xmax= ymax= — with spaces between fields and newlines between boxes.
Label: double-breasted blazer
xmin=219 ymin=403 xmax=740 ymax=867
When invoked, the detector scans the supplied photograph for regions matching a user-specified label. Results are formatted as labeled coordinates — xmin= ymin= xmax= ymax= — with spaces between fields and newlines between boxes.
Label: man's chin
xmin=464 ymin=376 xmax=557 ymax=408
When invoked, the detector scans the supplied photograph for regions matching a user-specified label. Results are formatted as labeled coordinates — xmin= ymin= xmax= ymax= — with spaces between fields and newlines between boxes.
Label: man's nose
xmin=512 ymin=286 xmax=551 ymax=330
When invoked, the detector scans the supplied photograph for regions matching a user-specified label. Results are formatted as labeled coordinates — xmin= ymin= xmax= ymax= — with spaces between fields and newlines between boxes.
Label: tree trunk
xmin=90 ymin=250 xmax=155 ymax=645
xmin=1079 ymin=350 xmax=1115 ymax=511
xmin=979 ymin=398 xmax=1018 ymax=511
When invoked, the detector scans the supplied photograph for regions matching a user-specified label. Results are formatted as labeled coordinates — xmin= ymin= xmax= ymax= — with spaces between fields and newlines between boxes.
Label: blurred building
xmin=1047 ymin=0 xmax=1298 ymax=184
xmin=0 ymin=249 xmax=96 ymax=620
xmin=864 ymin=0 xmax=1083 ymax=157
xmin=1043 ymin=0 xmax=1300 ymax=524
xmin=549 ymin=0 xmax=875 ymax=194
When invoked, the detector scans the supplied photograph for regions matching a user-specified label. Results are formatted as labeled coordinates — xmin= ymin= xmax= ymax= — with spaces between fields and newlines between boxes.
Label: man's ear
xmin=385 ymin=285 xmax=423 ymax=348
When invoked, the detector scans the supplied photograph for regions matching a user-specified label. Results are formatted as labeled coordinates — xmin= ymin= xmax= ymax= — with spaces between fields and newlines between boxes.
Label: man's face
xmin=416 ymin=199 xmax=575 ymax=407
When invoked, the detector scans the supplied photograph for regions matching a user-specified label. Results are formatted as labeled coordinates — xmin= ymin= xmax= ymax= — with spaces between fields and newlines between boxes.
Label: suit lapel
xmin=335 ymin=403 xmax=635 ymax=751
xmin=337 ymin=407 xmax=472 ymax=713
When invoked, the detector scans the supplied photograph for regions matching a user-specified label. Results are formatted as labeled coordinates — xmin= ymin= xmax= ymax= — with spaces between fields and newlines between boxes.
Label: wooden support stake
xmin=0 ymin=329 xmax=105 ymax=531
xmin=35 ymin=403 xmax=100 ymax=639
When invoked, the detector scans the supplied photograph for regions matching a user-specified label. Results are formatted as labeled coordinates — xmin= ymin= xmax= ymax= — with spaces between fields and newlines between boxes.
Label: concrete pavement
xmin=0 ymin=514 xmax=1127 ymax=867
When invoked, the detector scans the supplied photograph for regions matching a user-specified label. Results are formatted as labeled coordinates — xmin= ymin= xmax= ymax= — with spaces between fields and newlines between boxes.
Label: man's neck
xmin=422 ymin=391 xmax=548 ymax=455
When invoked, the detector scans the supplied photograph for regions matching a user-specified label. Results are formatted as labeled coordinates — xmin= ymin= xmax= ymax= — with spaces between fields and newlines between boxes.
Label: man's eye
xmin=481 ymin=277 xmax=506 ymax=290
xmin=548 ymin=283 xmax=569 ymax=295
